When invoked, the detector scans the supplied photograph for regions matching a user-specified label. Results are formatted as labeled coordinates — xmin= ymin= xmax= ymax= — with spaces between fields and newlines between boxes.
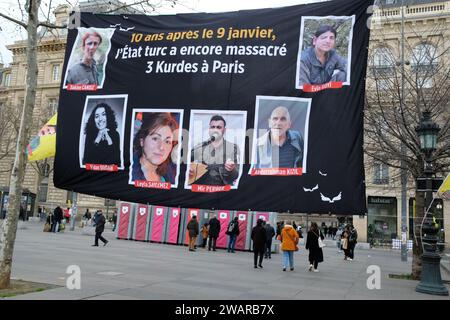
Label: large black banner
xmin=55 ymin=0 xmax=371 ymax=214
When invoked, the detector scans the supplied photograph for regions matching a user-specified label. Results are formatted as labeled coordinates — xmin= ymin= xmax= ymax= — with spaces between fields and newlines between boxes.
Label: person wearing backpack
xmin=226 ymin=216 xmax=240 ymax=253
xmin=305 ymin=222 xmax=324 ymax=272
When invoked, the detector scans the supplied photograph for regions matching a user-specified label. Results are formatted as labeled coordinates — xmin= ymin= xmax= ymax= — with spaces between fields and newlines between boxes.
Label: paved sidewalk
xmin=4 ymin=221 xmax=450 ymax=300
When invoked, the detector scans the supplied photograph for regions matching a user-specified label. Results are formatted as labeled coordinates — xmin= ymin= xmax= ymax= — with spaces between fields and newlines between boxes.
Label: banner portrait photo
xmin=55 ymin=0 xmax=372 ymax=214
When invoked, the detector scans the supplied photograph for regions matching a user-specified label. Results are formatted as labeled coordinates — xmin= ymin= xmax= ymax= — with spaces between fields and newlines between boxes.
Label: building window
xmin=371 ymin=47 xmax=395 ymax=82
xmin=368 ymin=197 xmax=398 ymax=246
xmin=3 ymin=73 xmax=11 ymax=86
xmin=411 ymin=43 xmax=438 ymax=73
xmin=48 ymin=98 xmax=58 ymax=115
xmin=52 ymin=65 xmax=60 ymax=82
xmin=373 ymin=162 xmax=389 ymax=184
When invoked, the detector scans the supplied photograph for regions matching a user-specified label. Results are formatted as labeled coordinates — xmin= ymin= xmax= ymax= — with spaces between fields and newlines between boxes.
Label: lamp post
xmin=414 ymin=111 xmax=448 ymax=296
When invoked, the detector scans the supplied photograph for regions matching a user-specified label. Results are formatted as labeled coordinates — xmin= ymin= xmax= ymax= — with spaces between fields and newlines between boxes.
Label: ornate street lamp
xmin=415 ymin=111 xmax=448 ymax=296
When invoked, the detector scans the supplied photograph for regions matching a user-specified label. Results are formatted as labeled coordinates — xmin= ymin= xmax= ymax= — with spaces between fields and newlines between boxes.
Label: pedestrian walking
xmin=19 ymin=205 xmax=26 ymax=222
xmin=112 ymin=212 xmax=117 ymax=232
xmin=92 ymin=210 xmax=100 ymax=226
xmin=305 ymin=222 xmax=325 ymax=272
xmin=226 ymin=216 xmax=240 ymax=253
xmin=264 ymin=222 xmax=275 ymax=259
xmin=280 ymin=223 xmax=299 ymax=271
xmin=348 ymin=225 xmax=358 ymax=260
xmin=83 ymin=209 xmax=91 ymax=227
xmin=201 ymin=223 xmax=209 ymax=248
xmin=186 ymin=215 xmax=199 ymax=251
xmin=52 ymin=206 xmax=63 ymax=232
xmin=297 ymin=225 xmax=303 ymax=239
xmin=342 ymin=228 xmax=350 ymax=260
xmin=251 ymin=219 xmax=267 ymax=268
xmin=92 ymin=210 xmax=108 ymax=246
xmin=208 ymin=215 xmax=220 ymax=251
xmin=335 ymin=227 xmax=343 ymax=252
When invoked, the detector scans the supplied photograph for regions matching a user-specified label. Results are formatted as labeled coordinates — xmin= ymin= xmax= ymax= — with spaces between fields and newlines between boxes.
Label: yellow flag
xmin=437 ymin=174 xmax=450 ymax=201
xmin=27 ymin=113 xmax=57 ymax=162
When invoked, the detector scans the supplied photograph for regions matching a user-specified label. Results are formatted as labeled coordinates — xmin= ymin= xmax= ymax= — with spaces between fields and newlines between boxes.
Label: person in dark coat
xmin=208 ymin=215 xmax=221 ymax=251
xmin=348 ymin=225 xmax=358 ymax=260
xmin=92 ymin=211 xmax=108 ymax=246
xmin=19 ymin=205 xmax=26 ymax=221
xmin=264 ymin=222 xmax=275 ymax=259
xmin=226 ymin=216 xmax=240 ymax=253
xmin=251 ymin=219 xmax=267 ymax=268
xmin=52 ymin=206 xmax=63 ymax=232
xmin=186 ymin=215 xmax=199 ymax=252
xmin=305 ymin=222 xmax=324 ymax=272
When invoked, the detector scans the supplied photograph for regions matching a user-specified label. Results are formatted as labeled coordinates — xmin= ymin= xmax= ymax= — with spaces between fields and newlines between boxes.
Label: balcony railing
xmin=373 ymin=178 xmax=390 ymax=185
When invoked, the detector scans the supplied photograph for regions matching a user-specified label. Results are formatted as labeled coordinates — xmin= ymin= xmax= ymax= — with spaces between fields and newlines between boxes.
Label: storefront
xmin=367 ymin=196 xmax=397 ymax=246
xmin=0 ymin=187 xmax=36 ymax=220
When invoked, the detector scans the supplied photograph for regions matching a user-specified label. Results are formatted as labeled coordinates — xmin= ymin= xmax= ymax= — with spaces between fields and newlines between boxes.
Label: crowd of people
xmin=185 ymin=215 xmax=358 ymax=272
xmin=42 ymin=206 xmax=116 ymax=247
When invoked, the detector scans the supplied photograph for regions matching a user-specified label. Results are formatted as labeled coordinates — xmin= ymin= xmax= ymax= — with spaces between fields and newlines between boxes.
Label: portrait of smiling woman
xmin=82 ymin=103 xmax=121 ymax=166
xmin=131 ymin=112 xmax=179 ymax=184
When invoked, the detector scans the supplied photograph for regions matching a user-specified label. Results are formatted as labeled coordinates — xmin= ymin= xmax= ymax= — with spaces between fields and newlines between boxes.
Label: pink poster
xmin=235 ymin=211 xmax=248 ymax=250
xmin=216 ymin=210 xmax=231 ymax=248
xmin=167 ymin=208 xmax=181 ymax=244
xmin=134 ymin=204 xmax=149 ymax=241
xmin=255 ymin=212 xmax=270 ymax=224
xmin=185 ymin=208 xmax=200 ymax=245
xmin=150 ymin=206 xmax=166 ymax=242
xmin=117 ymin=203 xmax=131 ymax=239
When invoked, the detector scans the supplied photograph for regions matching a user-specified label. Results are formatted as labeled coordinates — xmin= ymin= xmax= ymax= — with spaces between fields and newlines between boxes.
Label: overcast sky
xmin=0 ymin=0 xmax=322 ymax=65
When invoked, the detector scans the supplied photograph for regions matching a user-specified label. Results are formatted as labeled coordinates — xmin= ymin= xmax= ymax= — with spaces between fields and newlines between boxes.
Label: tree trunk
xmin=0 ymin=0 xmax=40 ymax=289
xmin=412 ymin=189 xmax=425 ymax=280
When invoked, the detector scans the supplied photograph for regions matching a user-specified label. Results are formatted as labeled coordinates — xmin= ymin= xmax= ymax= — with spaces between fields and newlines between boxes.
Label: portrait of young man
xmin=296 ymin=16 xmax=354 ymax=90
xmin=186 ymin=111 xmax=246 ymax=189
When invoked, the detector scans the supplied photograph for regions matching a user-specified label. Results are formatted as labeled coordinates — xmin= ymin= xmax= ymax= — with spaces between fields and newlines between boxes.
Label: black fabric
xmin=55 ymin=0 xmax=371 ymax=214
xmin=254 ymin=248 xmax=265 ymax=266
xmin=83 ymin=130 xmax=120 ymax=165
xmin=208 ymin=217 xmax=221 ymax=237
xmin=251 ymin=225 xmax=267 ymax=250
xmin=95 ymin=214 xmax=106 ymax=233
xmin=208 ymin=236 xmax=218 ymax=250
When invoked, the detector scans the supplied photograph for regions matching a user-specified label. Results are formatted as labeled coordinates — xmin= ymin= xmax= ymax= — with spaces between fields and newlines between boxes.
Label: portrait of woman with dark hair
xmin=131 ymin=112 xmax=179 ymax=184
xmin=299 ymin=24 xmax=348 ymax=86
xmin=83 ymin=103 xmax=121 ymax=166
